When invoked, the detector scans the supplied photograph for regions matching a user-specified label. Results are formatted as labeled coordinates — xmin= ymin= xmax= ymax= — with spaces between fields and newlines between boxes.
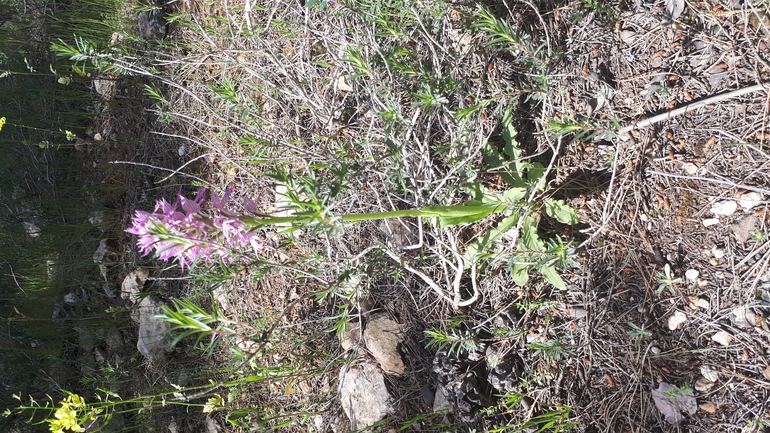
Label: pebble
xmin=711 ymin=246 xmax=725 ymax=259
xmin=699 ymin=403 xmax=718 ymax=413
xmin=731 ymin=307 xmax=757 ymax=330
xmin=711 ymin=330 xmax=733 ymax=346
xmin=685 ymin=269 xmax=699 ymax=283
xmin=739 ymin=192 xmax=763 ymax=210
xmin=687 ymin=296 xmax=709 ymax=310
xmin=711 ymin=200 xmax=737 ymax=216
xmin=700 ymin=365 xmax=719 ymax=382
xmin=702 ymin=218 xmax=720 ymax=227
xmin=668 ymin=311 xmax=687 ymax=330
xmin=695 ymin=377 xmax=715 ymax=392
xmin=682 ymin=162 xmax=698 ymax=174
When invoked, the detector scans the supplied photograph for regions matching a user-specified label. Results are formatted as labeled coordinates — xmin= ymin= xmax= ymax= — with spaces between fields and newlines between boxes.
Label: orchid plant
xmin=126 ymin=185 xmax=511 ymax=270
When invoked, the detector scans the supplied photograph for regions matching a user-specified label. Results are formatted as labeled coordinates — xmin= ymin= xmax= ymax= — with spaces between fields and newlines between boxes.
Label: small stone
xmin=699 ymin=403 xmax=717 ymax=413
xmin=700 ymin=365 xmax=719 ymax=382
xmin=567 ymin=307 xmax=588 ymax=318
xmin=731 ymin=215 xmax=759 ymax=243
xmin=619 ymin=29 xmax=638 ymax=44
xmin=711 ymin=246 xmax=725 ymax=259
xmin=364 ymin=313 xmax=406 ymax=375
xmin=711 ymin=200 xmax=737 ymax=216
xmin=702 ymin=218 xmax=720 ymax=227
xmin=682 ymin=162 xmax=698 ymax=174
xmin=685 ymin=269 xmax=699 ymax=283
xmin=763 ymin=365 xmax=770 ymax=381
xmin=339 ymin=361 xmax=395 ymax=429
xmin=694 ymin=377 xmax=715 ymax=392
xmin=711 ymin=330 xmax=733 ymax=346
xmin=668 ymin=311 xmax=687 ymax=330
xmin=739 ymin=192 xmax=763 ymax=210
xmin=732 ymin=307 xmax=757 ymax=330
xmin=121 ymin=269 xmax=149 ymax=304
xmin=433 ymin=384 xmax=451 ymax=412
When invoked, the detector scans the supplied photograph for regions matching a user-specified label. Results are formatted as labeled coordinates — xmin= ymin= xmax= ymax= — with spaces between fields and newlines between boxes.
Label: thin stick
xmin=618 ymin=82 xmax=770 ymax=137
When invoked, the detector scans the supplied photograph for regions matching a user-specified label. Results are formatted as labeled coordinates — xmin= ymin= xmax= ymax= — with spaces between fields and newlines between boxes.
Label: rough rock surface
xmin=364 ymin=313 xmax=405 ymax=375
xmin=136 ymin=296 xmax=171 ymax=360
xmin=121 ymin=268 xmax=148 ymax=303
xmin=339 ymin=360 xmax=395 ymax=430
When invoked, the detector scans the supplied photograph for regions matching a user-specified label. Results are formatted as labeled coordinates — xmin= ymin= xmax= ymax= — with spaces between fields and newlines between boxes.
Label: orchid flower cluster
xmin=126 ymin=187 xmax=263 ymax=269
xmin=127 ymin=184 xmax=513 ymax=271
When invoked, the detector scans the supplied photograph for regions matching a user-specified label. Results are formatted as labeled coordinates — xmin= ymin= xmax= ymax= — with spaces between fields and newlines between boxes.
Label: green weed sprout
xmin=656 ymin=263 xmax=682 ymax=296
xmin=425 ymin=327 xmax=480 ymax=357
xmin=627 ymin=322 xmax=652 ymax=346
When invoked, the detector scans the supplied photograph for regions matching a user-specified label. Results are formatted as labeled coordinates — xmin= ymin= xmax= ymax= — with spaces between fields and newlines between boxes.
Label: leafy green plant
xmin=425 ymin=318 xmax=480 ymax=356
xmin=526 ymin=339 xmax=568 ymax=362
xmin=627 ymin=322 xmax=652 ymax=346
xmin=656 ymin=263 xmax=682 ymax=296
xmin=545 ymin=115 xmax=620 ymax=143
xmin=750 ymin=230 xmax=768 ymax=242
xmin=492 ymin=394 xmax=576 ymax=433
xmin=464 ymin=109 xmax=580 ymax=290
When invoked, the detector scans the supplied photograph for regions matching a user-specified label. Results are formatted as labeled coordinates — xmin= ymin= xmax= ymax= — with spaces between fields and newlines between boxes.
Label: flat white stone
xmin=711 ymin=200 xmax=737 ymax=216
xmin=682 ymin=162 xmax=698 ymax=174
xmin=685 ymin=269 xmax=699 ymax=283
xmin=731 ymin=307 xmax=757 ymax=330
xmin=702 ymin=218 xmax=720 ymax=227
xmin=668 ymin=311 xmax=687 ymax=330
xmin=700 ymin=365 xmax=719 ymax=382
xmin=711 ymin=330 xmax=733 ymax=346
xmin=339 ymin=361 xmax=394 ymax=430
xmin=739 ymin=192 xmax=763 ymax=210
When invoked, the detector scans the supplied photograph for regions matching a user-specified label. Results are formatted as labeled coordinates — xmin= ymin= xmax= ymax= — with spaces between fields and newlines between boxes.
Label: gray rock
xmin=121 ymin=269 xmax=148 ymax=303
xmin=364 ymin=313 xmax=405 ymax=375
xmin=339 ymin=361 xmax=395 ymax=430
xmin=136 ymin=297 xmax=171 ymax=360
xmin=732 ymin=307 xmax=757 ymax=330
xmin=731 ymin=215 xmax=759 ymax=243
xmin=433 ymin=384 xmax=451 ymax=412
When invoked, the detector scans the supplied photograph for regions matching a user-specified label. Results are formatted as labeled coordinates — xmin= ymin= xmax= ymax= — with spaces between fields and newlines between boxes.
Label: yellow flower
xmin=50 ymin=399 xmax=84 ymax=432
xmin=68 ymin=394 xmax=85 ymax=408
xmin=0 ymin=117 xmax=5 ymax=132
xmin=202 ymin=394 xmax=224 ymax=414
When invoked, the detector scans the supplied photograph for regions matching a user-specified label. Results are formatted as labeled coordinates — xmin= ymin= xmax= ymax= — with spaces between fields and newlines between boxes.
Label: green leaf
xmin=499 ymin=187 xmax=527 ymax=205
xmin=423 ymin=201 xmax=502 ymax=227
xmin=544 ymin=198 xmax=580 ymax=225
xmin=520 ymin=215 xmax=545 ymax=251
xmin=455 ymin=104 xmax=484 ymax=119
xmin=511 ymin=262 xmax=529 ymax=286
xmin=502 ymin=107 xmax=520 ymax=161
xmin=538 ymin=265 xmax=567 ymax=290
xmin=465 ymin=213 xmax=520 ymax=262
xmin=527 ymin=162 xmax=546 ymax=189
